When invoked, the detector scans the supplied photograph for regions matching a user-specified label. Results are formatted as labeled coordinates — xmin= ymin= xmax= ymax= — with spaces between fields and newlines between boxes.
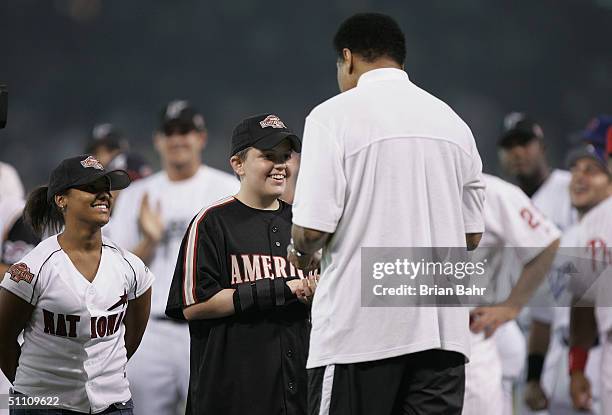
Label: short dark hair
xmin=333 ymin=13 xmax=406 ymax=65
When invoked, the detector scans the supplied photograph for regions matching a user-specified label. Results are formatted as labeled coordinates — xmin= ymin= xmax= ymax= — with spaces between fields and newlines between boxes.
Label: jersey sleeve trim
xmin=182 ymin=196 xmax=235 ymax=307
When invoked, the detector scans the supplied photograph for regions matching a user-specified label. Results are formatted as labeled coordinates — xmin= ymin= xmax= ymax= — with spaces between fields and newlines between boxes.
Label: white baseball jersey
xmin=475 ymin=174 xmax=561 ymax=303
xmin=106 ymin=165 xmax=239 ymax=317
xmin=0 ymin=235 xmax=154 ymax=413
xmin=293 ymin=68 xmax=486 ymax=368
xmin=0 ymin=162 xmax=24 ymax=201
xmin=575 ymin=196 xmax=612 ymax=334
xmin=531 ymin=169 xmax=577 ymax=232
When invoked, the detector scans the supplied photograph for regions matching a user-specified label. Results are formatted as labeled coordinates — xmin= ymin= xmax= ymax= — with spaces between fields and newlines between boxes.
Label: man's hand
xmin=524 ymin=380 xmax=549 ymax=411
xmin=287 ymin=244 xmax=321 ymax=273
xmin=570 ymin=372 xmax=592 ymax=411
xmin=138 ymin=193 xmax=164 ymax=243
xmin=469 ymin=302 xmax=520 ymax=338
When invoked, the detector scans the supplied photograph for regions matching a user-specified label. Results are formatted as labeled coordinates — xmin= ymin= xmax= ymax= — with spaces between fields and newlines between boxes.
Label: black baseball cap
xmin=86 ymin=123 xmax=126 ymax=153
xmin=159 ymin=100 xmax=205 ymax=135
xmin=231 ymin=114 xmax=301 ymax=157
xmin=499 ymin=112 xmax=544 ymax=148
xmin=47 ymin=155 xmax=131 ymax=202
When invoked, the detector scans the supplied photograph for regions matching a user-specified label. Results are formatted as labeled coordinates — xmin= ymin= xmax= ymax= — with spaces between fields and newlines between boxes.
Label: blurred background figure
xmin=0 ymin=162 xmax=24 ymax=200
xmin=86 ymin=123 xmax=129 ymax=166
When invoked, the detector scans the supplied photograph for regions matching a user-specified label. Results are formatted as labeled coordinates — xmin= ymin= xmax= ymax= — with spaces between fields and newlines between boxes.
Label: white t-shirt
xmin=475 ymin=174 xmax=560 ymax=304
xmin=0 ymin=235 xmax=154 ymax=413
xmin=574 ymin=196 xmax=612 ymax=334
xmin=293 ymin=68 xmax=486 ymax=368
xmin=531 ymin=169 xmax=577 ymax=232
xmin=106 ymin=165 xmax=239 ymax=316
xmin=0 ymin=162 xmax=25 ymax=201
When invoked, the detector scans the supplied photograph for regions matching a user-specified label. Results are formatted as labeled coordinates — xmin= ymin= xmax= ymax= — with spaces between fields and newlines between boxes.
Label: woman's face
xmin=56 ymin=177 xmax=113 ymax=228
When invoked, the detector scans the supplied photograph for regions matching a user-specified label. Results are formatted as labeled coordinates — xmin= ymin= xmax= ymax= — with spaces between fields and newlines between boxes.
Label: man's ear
xmin=343 ymin=48 xmax=354 ymax=75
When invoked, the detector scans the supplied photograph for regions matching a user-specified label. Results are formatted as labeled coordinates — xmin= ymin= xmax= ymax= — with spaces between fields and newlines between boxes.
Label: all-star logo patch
xmin=80 ymin=156 xmax=104 ymax=170
xmin=259 ymin=115 xmax=286 ymax=129
xmin=8 ymin=262 xmax=34 ymax=284
xmin=107 ymin=289 xmax=129 ymax=311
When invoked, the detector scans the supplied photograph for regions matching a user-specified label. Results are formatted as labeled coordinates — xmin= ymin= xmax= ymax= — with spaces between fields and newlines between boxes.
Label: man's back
xmin=293 ymin=68 xmax=485 ymax=368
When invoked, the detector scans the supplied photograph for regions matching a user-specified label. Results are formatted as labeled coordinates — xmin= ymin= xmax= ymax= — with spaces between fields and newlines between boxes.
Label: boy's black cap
xmin=159 ymin=100 xmax=205 ymax=135
xmin=47 ymin=155 xmax=131 ymax=202
xmin=499 ymin=112 xmax=544 ymax=148
xmin=231 ymin=114 xmax=301 ymax=156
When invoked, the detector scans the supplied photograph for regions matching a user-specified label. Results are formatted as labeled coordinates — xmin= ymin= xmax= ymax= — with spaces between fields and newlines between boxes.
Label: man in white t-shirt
xmin=107 ymin=100 xmax=239 ymax=415
xmin=288 ymin=13 xmax=485 ymax=415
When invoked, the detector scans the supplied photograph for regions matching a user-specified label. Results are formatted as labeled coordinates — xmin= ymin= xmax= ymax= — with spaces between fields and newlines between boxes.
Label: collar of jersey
xmin=357 ymin=68 xmax=409 ymax=87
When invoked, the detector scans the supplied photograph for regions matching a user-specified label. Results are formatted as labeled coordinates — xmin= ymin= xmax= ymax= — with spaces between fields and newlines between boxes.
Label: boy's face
xmin=238 ymin=140 xmax=294 ymax=199
xmin=569 ymin=157 xmax=611 ymax=213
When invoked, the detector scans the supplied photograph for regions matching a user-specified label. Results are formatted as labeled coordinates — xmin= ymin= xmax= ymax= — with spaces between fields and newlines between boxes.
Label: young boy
xmin=165 ymin=114 xmax=317 ymax=415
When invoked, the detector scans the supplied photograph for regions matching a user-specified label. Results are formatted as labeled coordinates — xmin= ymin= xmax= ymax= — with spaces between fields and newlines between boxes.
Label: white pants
xmin=494 ymin=321 xmax=527 ymax=415
xmin=127 ymin=319 xmax=190 ymax=415
xmin=463 ymin=331 xmax=504 ymax=415
xmin=602 ymin=334 xmax=612 ymax=415
xmin=522 ymin=329 xmax=601 ymax=415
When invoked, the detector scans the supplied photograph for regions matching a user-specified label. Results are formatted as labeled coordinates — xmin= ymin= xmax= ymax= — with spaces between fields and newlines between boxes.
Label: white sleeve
xmin=106 ymin=187 xmax=143 ymax=251
xmin=462 ymin=132 xmax=485 ymax=233
xmin=0 ymin=252 xmax=44 ymax=305
xmin=0 ymin=163 xmax=25 ymax=200
xmin=491 ymin=184 xmax=561 ymax=263
xmin=124 ymin=251 xmax=155 ymax=300
xmin=292 ymin=116 xmax=346 ymax=233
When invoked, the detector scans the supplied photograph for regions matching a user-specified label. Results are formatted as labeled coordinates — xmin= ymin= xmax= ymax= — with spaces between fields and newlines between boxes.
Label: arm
xmin=470 ymin=238 xmax=560 ymax=336
xmin=0 ymin=288 xmax=34 ymax=382
xmin=465 ymin=233 xmax=482 ymax=251
xmin=524 ymin=319 xmax=552 ymax=410
xmin=568 ymin=304 xmax=598 ymax=411
xmin=289 ymin=225 xmax=328 ymax=271
xmin=123 ymin=287 xmax=151 ymax=360
xmin=183 ymin=279 xmax=311 ymax=321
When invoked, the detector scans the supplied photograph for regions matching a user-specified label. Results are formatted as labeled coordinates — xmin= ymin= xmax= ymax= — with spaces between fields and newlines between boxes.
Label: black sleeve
xmin=165 ymin=214 xmax=225 ymax=320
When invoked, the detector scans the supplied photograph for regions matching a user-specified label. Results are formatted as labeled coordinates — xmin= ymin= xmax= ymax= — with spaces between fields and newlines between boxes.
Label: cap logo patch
xmin=8 ymin=262 xmax=34 ymax=284
xmin=260 ymin=115 xmax=286 ymax=129
xmin=80 ymin=156 xmax=104 ymax=170
xmin=166 ymin=100 xmax=189 ymax=118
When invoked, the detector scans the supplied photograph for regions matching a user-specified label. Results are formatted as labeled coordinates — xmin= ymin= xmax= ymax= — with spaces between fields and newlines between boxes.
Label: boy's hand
xmin=286 ymin=276 xmax=318 ymax=304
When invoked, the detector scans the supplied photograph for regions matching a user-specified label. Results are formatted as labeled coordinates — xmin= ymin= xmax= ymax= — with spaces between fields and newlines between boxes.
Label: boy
xmin=166 ymin=114 xmax=317 ymax=415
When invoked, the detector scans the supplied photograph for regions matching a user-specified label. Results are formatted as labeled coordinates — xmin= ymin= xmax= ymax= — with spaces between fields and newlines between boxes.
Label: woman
xmin=0 ymin=155 xmax=153 ymax=414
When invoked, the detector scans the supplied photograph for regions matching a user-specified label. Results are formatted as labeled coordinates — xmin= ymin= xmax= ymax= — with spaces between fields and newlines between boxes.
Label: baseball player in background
xmin=86 ymin=123 xmax=153 ymax=183
xmin=497 ymin=112 xmax=579 ymax=414
xmin=567 ymin=116 xmax=612 ymax=414
xmin=524 ymin=117 xmax=612 ymax=414
xmin=0 ymin=155 xmax=153 ymax=414
xmin=0 ymin=162 xmax=25 ymax=201
xmin=289 ymin=13 xmax=486 ymax=415
xmin=463 ymin=173 xmax=560 ymax=415
xmin=166 ymin=114 xmax=316 ymax=415
xmin=107 ymin=100 xmax=238 ymax=415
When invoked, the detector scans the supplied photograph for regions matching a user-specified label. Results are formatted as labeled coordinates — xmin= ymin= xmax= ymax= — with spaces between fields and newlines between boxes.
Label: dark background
xmin=2 ymin=0 xmax=611 ymax=191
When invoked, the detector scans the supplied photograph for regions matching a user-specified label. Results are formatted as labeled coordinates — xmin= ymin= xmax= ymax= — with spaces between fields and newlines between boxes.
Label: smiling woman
xmin=0 ymin=155 xmax=154 ymax=415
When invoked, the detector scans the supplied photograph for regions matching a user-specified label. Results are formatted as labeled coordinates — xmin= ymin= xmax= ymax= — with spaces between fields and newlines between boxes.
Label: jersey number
xmin=520 ymin=208 xmax=540 ymax=229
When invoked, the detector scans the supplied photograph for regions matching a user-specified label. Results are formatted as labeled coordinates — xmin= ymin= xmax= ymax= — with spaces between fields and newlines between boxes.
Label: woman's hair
xmin=23 ymin=186 xmax=65 ymax=237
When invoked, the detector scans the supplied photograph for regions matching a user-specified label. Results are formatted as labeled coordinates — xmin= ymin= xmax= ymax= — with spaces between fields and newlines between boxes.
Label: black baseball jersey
xmin=166 ymin=196 xmax=314 ymax=415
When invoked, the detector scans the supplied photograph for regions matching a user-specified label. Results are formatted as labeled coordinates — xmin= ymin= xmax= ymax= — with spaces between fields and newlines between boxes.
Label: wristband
xmin=568 ymin=346 xmax=589 ymax=374
xmin=233 ymin=278 xmax=295 ymax=315
xmin=526 ymin=354 xmax=545 ymax=381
